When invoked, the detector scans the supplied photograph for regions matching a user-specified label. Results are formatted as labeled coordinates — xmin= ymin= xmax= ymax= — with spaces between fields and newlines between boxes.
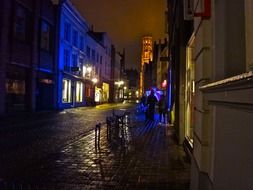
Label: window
xmin=40 ymin=20 xmax=51 ymax=51
xmin=86 ymin=46 xmax=90 ymax=58
xmin=79 ymin=57 xmax=84 ymax=65
xmin=100 ymin=56 xmax=103 ymax=64
xmin=72 ymin=30 xmax=78 ymax=46
xmin=76 ymin=81 xmax=83 ymax=102
xmin=92 ymin=49 xmax=95 ymax=61
xmin=14 ymin=4 xmax=30 ymax=42
xmin=72 ymin=54 xmax=77 ymax=67
xmin=97 ymin=53 xmax=99 ymax=63
xmin=6 ymin=79 xmax=25 ymax=95
xmin=62 ymin=79 xmax=71 ymax=102
xmin=80 ymin=36 xmax=84 ymax=51
xmin=64 ymin=22 xmax=71 ymax=41
xmin=185 ymin=36 xmax=195 ymax=147
xmin=64 ymin=49 xmax=70 ymax=70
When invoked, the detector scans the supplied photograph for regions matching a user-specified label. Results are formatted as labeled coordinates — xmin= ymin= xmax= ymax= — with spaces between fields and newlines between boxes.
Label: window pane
xmin=92 ymin=49 xmax=95 ymax=61
xmin=62 ymin=79 xmax=72 ymax=103
xmin=73 ymin=30 xmax=78 ymax=46
xmin=86 ymin=46 xmax=90 ymax=58
xmin=62 ymin=80 xmax=68 ymax=102
xmin=72 ymin=54 xmax=77 ymax=67
xmin=40 ymin=20 xmax=51 ymax=51
xmin=64 ymin=23 xmax=70 ymax=41
xmin=80 ymin=36 xmax=84 ymax=51
xmin=14 ymin=5 xmax=26 ymax=41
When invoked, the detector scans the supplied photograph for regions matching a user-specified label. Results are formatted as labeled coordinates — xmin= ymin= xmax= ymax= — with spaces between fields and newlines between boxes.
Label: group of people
xmin=140 ymin=89 xmax=168 ymax=124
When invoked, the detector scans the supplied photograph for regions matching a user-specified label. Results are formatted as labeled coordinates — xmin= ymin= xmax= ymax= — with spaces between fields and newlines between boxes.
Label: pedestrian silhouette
xmin=146 ymin=89 xmax=157 ymax=121
xmin=158 ymin=94 xmax=167 ymax=124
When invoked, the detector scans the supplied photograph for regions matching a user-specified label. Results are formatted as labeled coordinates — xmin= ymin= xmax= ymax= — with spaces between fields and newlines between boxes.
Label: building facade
xmin=57 ymin=0 xmax=90 ymax=109
xmin=167 ymin=0 xmax=193 ymax=143
xmin=125 ymin=69 xmax=139 ymax=100
xmin=153 ymin=39 xmax=168 ymax=91
xmin=190 ymin=0 xmax=253 ymax=189
xmin=168 ymin=0 xmax=253 ymax=189
xmin=0 ymin=0 xmax=57 ymax=114
xmin=86 ymin=31 xmax=112 ymax=104
xmin=111 ymin=45 xmax=123 ymax=102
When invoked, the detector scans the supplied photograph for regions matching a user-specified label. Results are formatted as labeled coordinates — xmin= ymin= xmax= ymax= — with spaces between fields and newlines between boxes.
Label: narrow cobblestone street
xmin=0 ymin=103 xmax=190 ymax=190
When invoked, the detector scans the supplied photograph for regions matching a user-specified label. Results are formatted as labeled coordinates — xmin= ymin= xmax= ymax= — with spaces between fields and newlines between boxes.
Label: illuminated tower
xmin=140 ymin=36 xmax=153 ymax=95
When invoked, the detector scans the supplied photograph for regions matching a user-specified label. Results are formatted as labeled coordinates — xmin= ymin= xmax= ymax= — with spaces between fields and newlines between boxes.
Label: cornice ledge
xmin=199 ymin=71 xmax=253 ymax=92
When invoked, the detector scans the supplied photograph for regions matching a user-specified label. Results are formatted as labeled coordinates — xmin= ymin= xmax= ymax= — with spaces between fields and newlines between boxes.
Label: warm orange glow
xmin=140 ymin=36 xmax=153 ymax=94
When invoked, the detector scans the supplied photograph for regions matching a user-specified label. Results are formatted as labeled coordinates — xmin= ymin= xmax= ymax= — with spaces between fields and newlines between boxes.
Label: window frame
xmin=13 ymin=3 xmax=32 ymax=43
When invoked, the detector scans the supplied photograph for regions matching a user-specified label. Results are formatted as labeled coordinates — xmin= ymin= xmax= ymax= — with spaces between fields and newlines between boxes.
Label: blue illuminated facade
xmin=57 ymin=0 xmax=90 ymax=109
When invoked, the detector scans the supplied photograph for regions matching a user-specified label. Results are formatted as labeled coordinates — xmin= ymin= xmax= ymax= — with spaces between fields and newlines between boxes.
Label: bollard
xmin=106 ymin=117 xmax=111 ymax=140
xmin=95 ymin=123 xmax=101 ymax=147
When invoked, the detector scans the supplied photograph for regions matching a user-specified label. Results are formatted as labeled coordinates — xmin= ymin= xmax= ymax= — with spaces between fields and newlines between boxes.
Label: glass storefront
xmin=62 ymin=79 xmax=71 ymax=103
xmin=76 ymin=81 xmax=83 ymax=102
xmin=102 ymin=82 xmax=109 ymax=102
xmin=185 ymin=36 xmax=195 ymax=147
xmin=95 ymin=86 xmax=102 ymax=103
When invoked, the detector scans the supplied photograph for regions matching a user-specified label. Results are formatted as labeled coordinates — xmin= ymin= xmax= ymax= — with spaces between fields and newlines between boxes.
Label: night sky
xmin=71 ymin=0 xmax=167 ymax=70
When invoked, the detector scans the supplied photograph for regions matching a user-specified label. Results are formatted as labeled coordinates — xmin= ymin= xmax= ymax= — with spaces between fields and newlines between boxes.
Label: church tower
xmin=140 ymin=36 xmax=153 ymax=95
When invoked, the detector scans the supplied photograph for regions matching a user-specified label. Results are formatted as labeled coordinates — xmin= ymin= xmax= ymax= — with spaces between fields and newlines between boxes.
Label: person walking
xmin=158 ymin=94 xmax=167 ymax=124
xmin=146 ymin=89 xmax=157 ymax=121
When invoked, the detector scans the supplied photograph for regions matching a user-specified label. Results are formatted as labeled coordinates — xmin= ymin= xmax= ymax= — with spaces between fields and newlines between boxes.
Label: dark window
xmin=64 ymin=22 xmax=71 ymax=41
xmin=64 ymin=49 xmax=70 ymax=70
xmin=80 ymin=36 xmax=84 ymax=51
xmin=86 ymin=46 xmax=90 ymax=58
xmin=92 ymin=49 xmax=95 ymax=61
xmin=72 ymin=30 xmax=78 ymax=46
xmin=40 ymin=20 xmax=52 ymax=51
xmin=79 ymin=57 xmax=84 ymax=65
xmin=100 ymin=56 xmax=102 ymax=64
xmin=72 ymin=54 xmax=77 ymax=67
xmin=97 ymin=53 xmax=99 ymax=63
xmin=13 ymin=4 xmax=31 ymax=42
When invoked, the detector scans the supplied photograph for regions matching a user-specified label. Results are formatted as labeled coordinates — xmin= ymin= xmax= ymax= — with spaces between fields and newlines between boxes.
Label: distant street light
xmin=115 ymin=80 xmax=124 ymax=86
xmin=87 ymin=66 xmax=92 ymax=73
xmin=92 ymin=77 xmax=98 ymax=84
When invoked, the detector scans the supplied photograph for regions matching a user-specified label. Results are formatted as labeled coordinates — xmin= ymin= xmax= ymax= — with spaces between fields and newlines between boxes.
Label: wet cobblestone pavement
xmin=0 ymin=103 xmax=190 ymax=189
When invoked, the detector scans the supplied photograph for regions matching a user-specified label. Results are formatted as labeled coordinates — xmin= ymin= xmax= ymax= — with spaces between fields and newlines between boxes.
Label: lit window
xmin=76 ymin=81 xmax=83 ymax=102
xmin=62 ymin=79 xmax=71 ymax=103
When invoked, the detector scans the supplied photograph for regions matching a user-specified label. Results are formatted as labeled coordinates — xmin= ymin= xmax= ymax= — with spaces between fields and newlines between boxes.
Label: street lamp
xmin=87 ymin=66 xmax=92 ymax=73
xmin=92 ymin=77 xmax=98 ymax=84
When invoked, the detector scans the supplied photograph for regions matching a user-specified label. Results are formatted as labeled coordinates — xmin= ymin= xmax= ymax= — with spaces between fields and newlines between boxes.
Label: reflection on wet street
xmin=0 ymin=103 xmax=190 ymax=190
